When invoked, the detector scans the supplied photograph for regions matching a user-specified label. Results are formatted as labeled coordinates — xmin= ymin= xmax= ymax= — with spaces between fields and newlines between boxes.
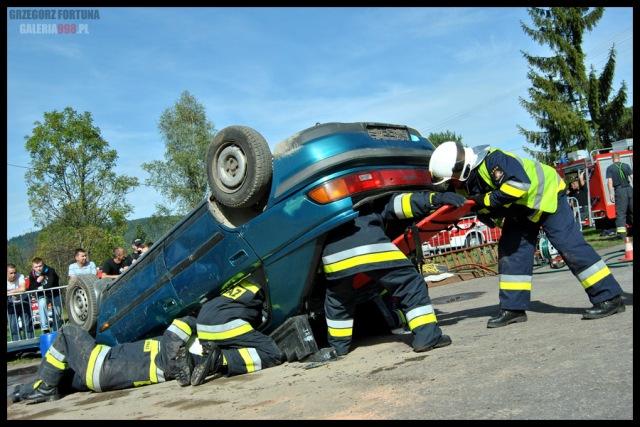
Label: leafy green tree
xmin=615 ymin=106 xmax=633 ymax=140
xmin=7 ymin=243 xmax=30 ymax=276
xmin=25 ymin=107 xmax=139 ymax=231
xmin=518 ymin=7 xmax=604 ymax=162
xmin=587 ymin=46 xmax=629 ymax=147
xmin=143 ymin=91 xmax=216 ymax=215
xmin=426 ymin=130 xmax=463 ymax=147
xmin=133 ymin=224 xmax=147 ymax=243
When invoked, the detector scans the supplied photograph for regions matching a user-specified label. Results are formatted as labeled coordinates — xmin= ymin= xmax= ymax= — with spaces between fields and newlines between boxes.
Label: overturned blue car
xmin=65 ymin=122 xmax=437 ymax=346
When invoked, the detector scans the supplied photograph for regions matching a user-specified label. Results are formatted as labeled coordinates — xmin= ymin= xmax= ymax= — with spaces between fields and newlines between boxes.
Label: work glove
xmin=477 ymin=213 xmax=496 ymax=228
xmin=467 ymin=193 xmax=487 ymax=208
xmin=432 ymin=192 xmax=466 ymax=208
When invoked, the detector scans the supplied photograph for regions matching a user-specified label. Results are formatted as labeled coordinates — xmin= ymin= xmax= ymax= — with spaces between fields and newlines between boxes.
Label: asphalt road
xmin=6 ymin=245 xmax=633 ymax=419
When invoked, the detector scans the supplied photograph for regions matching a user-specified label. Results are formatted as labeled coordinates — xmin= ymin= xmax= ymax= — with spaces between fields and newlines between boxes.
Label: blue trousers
xmin=497 ymin=193 xmax=623 ymax=310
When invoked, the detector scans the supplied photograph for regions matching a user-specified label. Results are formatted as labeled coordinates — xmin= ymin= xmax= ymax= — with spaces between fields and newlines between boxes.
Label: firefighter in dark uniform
xmin=605 ymin=152 xmax=633 ymax=237
xmin=12 ymin=316 xmax=197 ymax=404
xmin=429 ymin=141 xmax=625 ymax=328
xmin=321 ymin=190 xmax=466 ymax=355
xmin=189 ymin=277 xmax=285 ymax=386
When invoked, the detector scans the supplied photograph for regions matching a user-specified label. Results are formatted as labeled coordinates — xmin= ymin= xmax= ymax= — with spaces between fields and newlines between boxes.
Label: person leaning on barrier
xmin=28 ymin=257 xmax=62 ymax=333
xmin=605 ymin=152 xmax=633 ymax=238
xmin=428 ymin=141 xmax=625 ymax=328
xmin=11 ymin=317 xmax=196 ymax=404
xmin=101 ymin=247 xmax=130 ymax=278
xmin=68 ymin=248 xmax=97 ymax=278
xmin=7 ymin=263 xmax=34 ymax=341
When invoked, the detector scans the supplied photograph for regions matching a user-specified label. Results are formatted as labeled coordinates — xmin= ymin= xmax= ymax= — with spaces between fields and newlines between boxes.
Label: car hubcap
xmin=71 ymin=287 xmax=89 ymax=323
xmin=217 ymin=145 xmax=247 ymax=191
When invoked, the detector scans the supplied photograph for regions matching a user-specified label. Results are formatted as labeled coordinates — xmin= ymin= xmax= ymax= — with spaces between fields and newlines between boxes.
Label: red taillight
xmin=308 ymin=169 xmax=429 ymax=204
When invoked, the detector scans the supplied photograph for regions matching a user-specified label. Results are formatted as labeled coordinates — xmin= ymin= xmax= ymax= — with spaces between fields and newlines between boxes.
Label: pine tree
xmin=518 ymin=7 xmax=603 ymax=162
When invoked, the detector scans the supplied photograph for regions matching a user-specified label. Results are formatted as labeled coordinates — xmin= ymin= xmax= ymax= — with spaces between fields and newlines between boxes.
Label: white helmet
xmin=428 ymin=141 xmax=490 ymax=185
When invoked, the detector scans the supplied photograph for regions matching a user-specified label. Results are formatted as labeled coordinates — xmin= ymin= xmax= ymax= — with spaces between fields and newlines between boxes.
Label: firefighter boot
xmin=413 ymin=334 xmax=452 ymax=353
xmin=172 ymin=346 xmax=194 ymax=387
xmin=12 ymin=381 xmax=60 ymax=404
xmin=190 ymin=341 xmax=222 ymax=386
xmin=582 ymin=296 xmax=625 ymax=320
xmin=487 ymin=309 xmax=527 ymax=328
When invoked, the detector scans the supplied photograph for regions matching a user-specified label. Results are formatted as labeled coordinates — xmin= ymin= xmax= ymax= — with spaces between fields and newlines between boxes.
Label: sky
xmin=6 ymin=7 xmax=634 ymax=239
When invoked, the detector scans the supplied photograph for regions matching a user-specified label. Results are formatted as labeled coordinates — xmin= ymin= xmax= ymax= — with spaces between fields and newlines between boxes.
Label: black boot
xmin=12 ymin=381 xmax=60 ymax=404
xmin=413 ymin=334 xmax=452 ymax=353
xmin=171 ymin=346 xmax=194 ymax=387
xmin=190 ymin=341 xmax=222 ymax=386
xmin=487 ymin=309 xmax=527 ymax=328
xmin=582 ymin=296 xmax=625 ymax=319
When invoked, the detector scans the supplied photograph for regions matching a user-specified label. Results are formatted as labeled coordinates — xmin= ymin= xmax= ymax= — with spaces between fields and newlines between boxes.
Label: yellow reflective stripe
xmin=483 ymin=192 xmax=491 ymax=207
xmin=45 ymin=352 xmax=67 ymax=370
xmin=33 ymin=379 xmax=43 ymax=390
xmin=401 ymin=193 xmax=413 ymax=219
xmin=198 ymin=322 xmax=254 ymax=341
xmin=238 ymin=348 xmax=256 ymax=373
xmin=328 ymin=326 xmax=353 ymax=337
xmin=86 ymin=344 xmax=109 ymax=391
xmin=396 ymin=309 xmax=407 ymax=325
xmin=581 ymin=265 xmax=611 ymax=289
xmin=500 ymin=182 xmax=526 ymax=198
xmin=323 ymin=251 xmax=407 ymax=274
xmin=222 ymin=354 xmax=228 ymax=366
xmin=500 ymin=282 xmax=532 ymax=291
xmin=616 ymin=227 xmax=626 ymax=233
xmin=172 ymin=319 xmax=192 ymax=337
xmin=408 ymin=313 xmax=437 ymax=330
xmin=147 ymin=340 xmax=160 ymax=383
xmin=241 ymin=281 xmax=261 ymax=294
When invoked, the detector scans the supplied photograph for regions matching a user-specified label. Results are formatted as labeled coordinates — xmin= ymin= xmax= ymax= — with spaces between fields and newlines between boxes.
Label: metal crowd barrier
xmin=6 ymin=285 xmax=67 ymax=353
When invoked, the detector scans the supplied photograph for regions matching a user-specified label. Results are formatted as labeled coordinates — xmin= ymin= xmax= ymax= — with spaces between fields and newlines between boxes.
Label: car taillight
xmin=308 ymin=169 xmax=429 ymax=204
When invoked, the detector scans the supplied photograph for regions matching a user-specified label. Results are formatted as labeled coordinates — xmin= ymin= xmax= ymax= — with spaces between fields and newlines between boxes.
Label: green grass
xmin=581 ymin=227 xmax=626 ymax=250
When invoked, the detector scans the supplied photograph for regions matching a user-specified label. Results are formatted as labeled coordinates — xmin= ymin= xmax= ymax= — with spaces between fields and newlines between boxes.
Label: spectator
xmin=7 ymin=263 xmax=34 ymax=341
xmin=606 ymin=152 xmax=633 ymax=238
xmin=101 ymin=247 xmax=130 ymax=278
xmin=29 ymin=258 xmax=62 ymax=333
xmin=566 ymin=169 xmax=588 ymax=223
xmin=68 ymin=248 xmax=97 ymax=278
xmin=130 ymin=238 xmax=145 ymax=262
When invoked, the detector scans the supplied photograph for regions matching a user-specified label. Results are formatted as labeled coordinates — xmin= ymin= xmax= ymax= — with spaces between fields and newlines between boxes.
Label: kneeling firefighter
xmin=12 ymin=317 xmax=197 ymax=404
xmin=428 ymin=141 xmax=625 ymax=328
xmin=189 ymin=277 xmax=285 ymax=386
xmin=321 ymin=189 xmax=467 ymax=355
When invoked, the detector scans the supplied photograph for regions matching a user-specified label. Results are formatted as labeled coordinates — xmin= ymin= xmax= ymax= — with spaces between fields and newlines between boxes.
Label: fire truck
xmin=555 ymin=138 xmax=633 ymax=230
xmin=421 ymin=214 xmax=502 ymax=255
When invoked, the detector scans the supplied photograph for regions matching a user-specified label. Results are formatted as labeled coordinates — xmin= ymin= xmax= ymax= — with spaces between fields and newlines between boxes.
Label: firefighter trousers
xmin=497 ymin=193 xmax=623 ymax=310
xmin=614 ymin=186 xmax=633 ymax=235
xmin=325 ymin=266 xmax=442 ymax=355
xmin=195 ymin=296 xmax=284 ymax=376
xmin=35 ymin=316 xmax=197 ymax=393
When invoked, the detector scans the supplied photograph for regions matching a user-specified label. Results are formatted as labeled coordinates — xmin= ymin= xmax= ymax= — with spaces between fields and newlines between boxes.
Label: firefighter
xmin=11 ymin=316 xmax=197 ymax=404
xmin=189 ymin=277 xmax=285 ymax=386
xmin=428 ymin=141 xmax=625 ymax=328
xmin=321 ymin=190 xmax=466 ymax=355
xmin=605 ymin=152 xmax=633 ymax=237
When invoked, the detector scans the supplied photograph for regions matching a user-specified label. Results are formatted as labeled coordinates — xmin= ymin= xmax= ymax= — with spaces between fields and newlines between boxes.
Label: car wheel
xmin=206 ymin=125 xmax=272 ymax=208
xmin=66 ymin=275 xmax=99 ymax=334
xmin=465 ymin=233 xmax=483 ymax=248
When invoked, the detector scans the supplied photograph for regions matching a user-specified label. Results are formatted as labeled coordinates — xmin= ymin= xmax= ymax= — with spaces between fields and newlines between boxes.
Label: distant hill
xmin=7 ymin=215 xmax=182 ymax=259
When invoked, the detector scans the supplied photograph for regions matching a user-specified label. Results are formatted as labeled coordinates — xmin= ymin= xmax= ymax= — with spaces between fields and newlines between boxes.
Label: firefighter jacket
xmin=464 ymin=148 xmax=566 ymax=223
xmin=321 ymin=191 xmax=440 ymax=280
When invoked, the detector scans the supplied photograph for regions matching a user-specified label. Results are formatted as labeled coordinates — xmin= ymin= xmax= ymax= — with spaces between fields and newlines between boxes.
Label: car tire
xmin=464 ymin=233 xmax=483 ymax=248
xmin=206 ymin=125 xmax=272 ymax=208
xmin=66 ymin=275 xmax=99 ymax=334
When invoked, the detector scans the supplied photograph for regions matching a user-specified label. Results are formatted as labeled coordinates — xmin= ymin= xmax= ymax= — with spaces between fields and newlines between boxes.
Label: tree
xmin=25 ymin=107 xmax=139 ymax=231
xmin=133 ymin=223 xmax=147 ymax=243
xmin=518 ymin=7 xmax=603 ymax=162
xmin=426 ymin=130 xmax=463 ymax=147
xmin=143 ymin=91 xmax=216 ymax=215
xmin=587 ymin=46 xmax=629 ymax=147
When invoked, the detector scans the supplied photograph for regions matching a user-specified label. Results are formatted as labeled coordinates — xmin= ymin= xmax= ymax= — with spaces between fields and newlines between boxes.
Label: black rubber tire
xmin=66 ymin=275 xmax=99 ymax=334
xmin=206 ymin=125 xmax=272 ymax=208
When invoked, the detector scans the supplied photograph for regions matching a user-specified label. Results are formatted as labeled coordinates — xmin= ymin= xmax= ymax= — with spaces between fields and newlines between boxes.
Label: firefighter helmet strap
xmin=451 ymin=141 xmax=466 ymax=180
